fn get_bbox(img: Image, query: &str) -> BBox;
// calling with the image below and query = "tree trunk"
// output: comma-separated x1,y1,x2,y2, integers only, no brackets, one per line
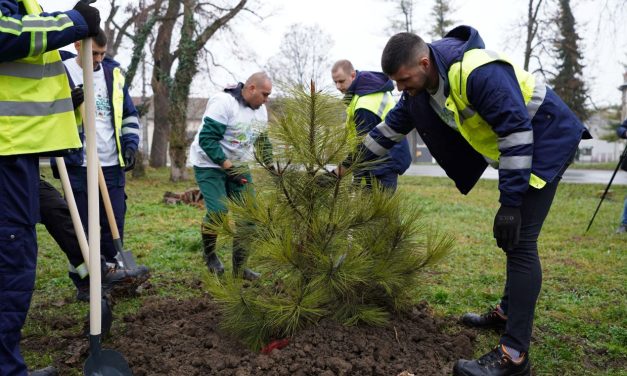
132,150,146,178
169,146,189,181
150,82,172,167
166,0,249,178
149,0,180,167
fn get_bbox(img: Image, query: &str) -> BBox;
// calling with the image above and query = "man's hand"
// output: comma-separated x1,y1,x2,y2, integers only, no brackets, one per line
123,148,136,171
71,85,84,110
225,168,248,185
493,205,521,251
73,1,101,37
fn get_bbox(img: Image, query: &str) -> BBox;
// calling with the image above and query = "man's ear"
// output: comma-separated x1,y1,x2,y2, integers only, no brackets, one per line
350,71,356,80
74,41,81,51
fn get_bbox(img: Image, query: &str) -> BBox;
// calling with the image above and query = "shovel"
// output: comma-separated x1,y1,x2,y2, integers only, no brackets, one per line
79,19,132,376
98,165,138,269
55,157,113,336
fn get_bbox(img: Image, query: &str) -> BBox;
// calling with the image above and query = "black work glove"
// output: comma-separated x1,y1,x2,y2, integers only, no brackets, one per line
493,205,521,251
71,85,84,109
225,168,248,185
314,169,339,188
123,148,136,171
73,1,101,37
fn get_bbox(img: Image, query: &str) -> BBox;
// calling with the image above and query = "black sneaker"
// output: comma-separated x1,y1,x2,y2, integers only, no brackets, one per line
460,306,507,330
453,345,531,376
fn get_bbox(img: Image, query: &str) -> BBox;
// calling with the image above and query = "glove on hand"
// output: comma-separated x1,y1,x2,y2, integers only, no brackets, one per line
225,168,248,185
71,85,84,109
123,148,136,171
73,1,101,37
493,205,521,251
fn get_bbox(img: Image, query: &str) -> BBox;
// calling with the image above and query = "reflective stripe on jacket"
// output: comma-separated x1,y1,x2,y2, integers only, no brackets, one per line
446,49,547,189
0,0,81,156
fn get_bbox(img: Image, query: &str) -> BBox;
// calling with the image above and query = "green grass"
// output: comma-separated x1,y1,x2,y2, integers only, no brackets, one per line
25,167,626,375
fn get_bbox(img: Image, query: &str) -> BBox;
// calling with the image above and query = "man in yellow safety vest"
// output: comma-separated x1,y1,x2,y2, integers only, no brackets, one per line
0,1,100,374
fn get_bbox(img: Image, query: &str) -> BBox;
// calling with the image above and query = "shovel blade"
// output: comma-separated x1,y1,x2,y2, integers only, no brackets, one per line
84,349,132,376
115,249,138,270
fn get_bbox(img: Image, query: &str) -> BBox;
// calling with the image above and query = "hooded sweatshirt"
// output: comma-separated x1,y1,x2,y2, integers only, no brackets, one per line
346,71,411,175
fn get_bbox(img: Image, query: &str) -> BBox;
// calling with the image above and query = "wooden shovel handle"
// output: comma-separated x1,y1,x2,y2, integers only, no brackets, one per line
98,164,121,240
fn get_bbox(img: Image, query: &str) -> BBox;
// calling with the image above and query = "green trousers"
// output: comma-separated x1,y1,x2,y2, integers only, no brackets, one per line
193,166,254,224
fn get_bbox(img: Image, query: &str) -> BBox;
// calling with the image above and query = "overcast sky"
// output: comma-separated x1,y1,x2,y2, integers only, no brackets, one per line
41,0,627,107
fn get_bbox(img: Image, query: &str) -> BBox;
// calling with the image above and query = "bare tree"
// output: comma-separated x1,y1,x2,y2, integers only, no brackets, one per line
387,0,418,33
429,0,455,39
148,0,258,181
265,23,334,88
149,0,180,169
103,0,161,58
522,0,554,72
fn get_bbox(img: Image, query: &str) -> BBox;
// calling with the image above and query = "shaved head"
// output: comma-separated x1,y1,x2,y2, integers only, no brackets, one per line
245,71,271,88
243,71,272,109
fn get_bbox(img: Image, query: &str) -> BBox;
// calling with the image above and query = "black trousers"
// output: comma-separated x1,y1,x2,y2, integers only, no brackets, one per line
498,173,564,353
39,179,84,268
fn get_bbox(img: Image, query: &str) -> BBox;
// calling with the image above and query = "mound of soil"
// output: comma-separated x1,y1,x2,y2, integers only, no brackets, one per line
25,294,476,375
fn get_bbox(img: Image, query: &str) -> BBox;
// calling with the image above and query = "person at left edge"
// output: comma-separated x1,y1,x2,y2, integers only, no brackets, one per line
0,1,99,375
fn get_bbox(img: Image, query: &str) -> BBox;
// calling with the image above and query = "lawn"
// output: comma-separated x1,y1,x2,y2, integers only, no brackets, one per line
25,167,626,375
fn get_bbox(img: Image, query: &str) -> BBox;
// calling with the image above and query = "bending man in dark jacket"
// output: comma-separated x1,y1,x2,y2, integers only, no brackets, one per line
345,26,591,376
331,60,411,191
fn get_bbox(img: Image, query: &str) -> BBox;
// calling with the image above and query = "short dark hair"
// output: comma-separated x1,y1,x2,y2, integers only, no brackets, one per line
381,32,428,75
93,28,107,48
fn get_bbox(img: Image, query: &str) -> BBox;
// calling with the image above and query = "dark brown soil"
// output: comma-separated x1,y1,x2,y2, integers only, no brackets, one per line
24,295,476,375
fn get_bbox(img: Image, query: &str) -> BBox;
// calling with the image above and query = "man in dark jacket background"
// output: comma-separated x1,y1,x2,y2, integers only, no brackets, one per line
55,29,149,302
331,60,411,191
352,26,591,376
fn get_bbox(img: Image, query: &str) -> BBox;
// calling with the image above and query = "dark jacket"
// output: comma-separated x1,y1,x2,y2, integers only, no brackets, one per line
365,25,590,206
0,0,89,63
617,119,627,139
347,71,411,176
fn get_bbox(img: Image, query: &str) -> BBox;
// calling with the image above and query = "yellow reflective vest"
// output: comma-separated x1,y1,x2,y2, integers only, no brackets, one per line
0,0,82,156
346,91,395,149
445,49,547,188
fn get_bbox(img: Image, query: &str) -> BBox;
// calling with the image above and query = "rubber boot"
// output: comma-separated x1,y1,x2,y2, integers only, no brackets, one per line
202,232,224,275
232,245,260,281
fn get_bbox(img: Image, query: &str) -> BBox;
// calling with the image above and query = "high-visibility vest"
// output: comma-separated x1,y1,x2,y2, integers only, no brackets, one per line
346,91,395,149
446,49,548,188
112,67,126,166
0,0,81,156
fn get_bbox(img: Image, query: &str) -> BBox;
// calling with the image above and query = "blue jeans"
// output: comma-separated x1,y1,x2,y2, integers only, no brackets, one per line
353,171,399,192
65,165,127,264
621,196,627,226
